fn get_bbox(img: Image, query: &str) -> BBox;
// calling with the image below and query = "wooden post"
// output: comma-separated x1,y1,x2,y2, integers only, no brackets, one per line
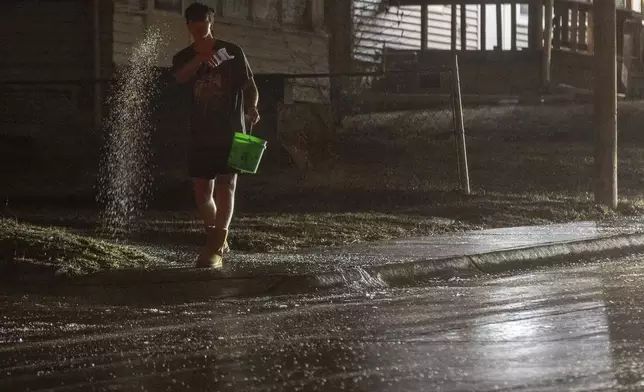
543,0,554,91
450,54,471,195
461,3,467,50
311,0,325,29
93,0,102,133
327,0,352,105
529,3,543,50
571,4,579,52
511,2,517,50
496,4,503,50
634,16,641,57
452,4,457,50
421,4,428,59
594,0,618,209
481,4,487,50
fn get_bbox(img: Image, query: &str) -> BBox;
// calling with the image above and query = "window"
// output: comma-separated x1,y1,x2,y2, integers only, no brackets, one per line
283,0,307,25
155,0,182,13
223,0,250,19
198,0,222,14
519,4,529,16
115,0,147,11
180,1,223,16
253,0,279,22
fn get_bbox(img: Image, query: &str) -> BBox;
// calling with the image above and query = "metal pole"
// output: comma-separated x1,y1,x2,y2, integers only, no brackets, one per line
450,53,471,195
594,0,618,209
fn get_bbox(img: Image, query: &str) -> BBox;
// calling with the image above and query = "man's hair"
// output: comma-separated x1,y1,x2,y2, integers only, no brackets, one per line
184,2,215,23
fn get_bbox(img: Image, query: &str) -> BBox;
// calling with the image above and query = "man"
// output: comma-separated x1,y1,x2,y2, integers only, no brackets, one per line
172,2,260,269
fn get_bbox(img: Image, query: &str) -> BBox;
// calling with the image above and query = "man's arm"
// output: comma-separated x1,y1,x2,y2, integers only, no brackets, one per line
243,77,259,109
173,54,204,84
238,47,260,125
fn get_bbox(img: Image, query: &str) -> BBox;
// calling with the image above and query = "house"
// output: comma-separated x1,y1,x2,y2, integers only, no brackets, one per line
0,0,329,145
491,4,530,50
112,0,327,99
338,0,644,98
111,0,329,164
351,0,530,68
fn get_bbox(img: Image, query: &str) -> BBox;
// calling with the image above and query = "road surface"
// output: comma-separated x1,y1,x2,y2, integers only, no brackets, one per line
2,255,644,391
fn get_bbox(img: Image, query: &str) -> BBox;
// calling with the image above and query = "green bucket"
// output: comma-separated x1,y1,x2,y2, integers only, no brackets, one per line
228,132,267,174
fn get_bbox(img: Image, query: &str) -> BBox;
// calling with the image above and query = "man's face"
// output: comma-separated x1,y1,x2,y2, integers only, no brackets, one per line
187,19,212,39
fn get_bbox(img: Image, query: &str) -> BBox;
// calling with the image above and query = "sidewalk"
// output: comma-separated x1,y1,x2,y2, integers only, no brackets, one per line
57,219,644,298
301,219,644,263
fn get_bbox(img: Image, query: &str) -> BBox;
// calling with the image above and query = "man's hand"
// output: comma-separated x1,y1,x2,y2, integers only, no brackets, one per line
194,40,216,68
198,54,217,68
248,106,260,126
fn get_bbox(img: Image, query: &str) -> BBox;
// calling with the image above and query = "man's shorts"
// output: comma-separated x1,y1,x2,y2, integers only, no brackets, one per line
188,144,237,179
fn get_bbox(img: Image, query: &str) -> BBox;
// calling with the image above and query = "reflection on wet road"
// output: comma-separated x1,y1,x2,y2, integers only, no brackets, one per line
2,255,644,391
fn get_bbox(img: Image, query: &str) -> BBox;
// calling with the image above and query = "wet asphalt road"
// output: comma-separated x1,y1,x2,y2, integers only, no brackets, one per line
2,255,644,391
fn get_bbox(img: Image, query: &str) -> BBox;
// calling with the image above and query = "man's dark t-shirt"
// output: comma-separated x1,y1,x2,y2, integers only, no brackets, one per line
172,40,253,148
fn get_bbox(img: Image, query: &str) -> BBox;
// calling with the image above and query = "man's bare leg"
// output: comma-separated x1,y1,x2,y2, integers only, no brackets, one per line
193,178,220,267
193,175,236,268
192,178,217,227
214,174,237,229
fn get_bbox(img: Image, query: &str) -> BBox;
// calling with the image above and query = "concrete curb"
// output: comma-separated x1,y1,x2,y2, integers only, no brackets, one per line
5,232,644,300
368,232,644,287
470,232,644,273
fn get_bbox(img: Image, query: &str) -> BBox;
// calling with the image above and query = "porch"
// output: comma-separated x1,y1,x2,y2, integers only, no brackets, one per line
381,0,644,98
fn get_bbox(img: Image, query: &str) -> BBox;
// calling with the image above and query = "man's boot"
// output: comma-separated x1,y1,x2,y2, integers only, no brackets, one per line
195,227,228,269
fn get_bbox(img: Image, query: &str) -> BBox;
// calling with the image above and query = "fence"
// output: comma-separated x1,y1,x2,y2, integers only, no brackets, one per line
0,57,472,207
268,61,470,194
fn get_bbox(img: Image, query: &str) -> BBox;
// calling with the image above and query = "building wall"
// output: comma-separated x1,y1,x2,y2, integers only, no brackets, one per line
112,0,330,168
112,0,329,103
113,0,148,66
485,4,529,50
353,1,480,66
0,1,94,81
352,1,532,69
0,0,112,141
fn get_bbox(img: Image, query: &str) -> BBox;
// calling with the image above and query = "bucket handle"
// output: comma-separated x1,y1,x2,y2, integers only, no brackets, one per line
245,114,255,135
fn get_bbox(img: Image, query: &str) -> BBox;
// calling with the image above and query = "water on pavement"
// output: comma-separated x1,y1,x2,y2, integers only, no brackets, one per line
2,255,644,391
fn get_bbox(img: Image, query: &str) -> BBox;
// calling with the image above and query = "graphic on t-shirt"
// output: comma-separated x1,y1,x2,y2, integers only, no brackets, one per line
192,47,236,117
194,69,228,116
173,40,247,143
211,47,235,67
